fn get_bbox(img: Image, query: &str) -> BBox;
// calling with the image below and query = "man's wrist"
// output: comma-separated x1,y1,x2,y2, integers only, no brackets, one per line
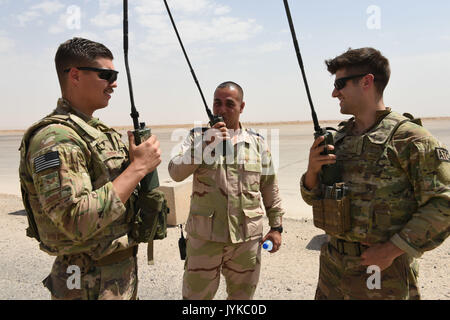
270,226,283,234
127,162,147,181
387,241,405,259
304,170,319,191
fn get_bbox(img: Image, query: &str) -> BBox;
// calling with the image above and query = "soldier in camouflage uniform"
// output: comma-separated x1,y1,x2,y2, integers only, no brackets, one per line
301,47,450,299
169,82,285,300
18,38,162,300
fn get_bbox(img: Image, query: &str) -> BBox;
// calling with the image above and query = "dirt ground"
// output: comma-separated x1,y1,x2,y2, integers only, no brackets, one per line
1,194,448,300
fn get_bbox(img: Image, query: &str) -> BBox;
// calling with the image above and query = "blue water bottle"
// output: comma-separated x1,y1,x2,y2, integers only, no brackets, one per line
262,240,273,251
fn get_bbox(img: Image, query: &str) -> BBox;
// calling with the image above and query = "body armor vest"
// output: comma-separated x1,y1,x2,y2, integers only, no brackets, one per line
19,113,133,258
314,111,421,243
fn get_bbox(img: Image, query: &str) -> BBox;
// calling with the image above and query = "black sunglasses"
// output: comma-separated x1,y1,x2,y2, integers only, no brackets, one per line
64,67,118,83
334,74,368,90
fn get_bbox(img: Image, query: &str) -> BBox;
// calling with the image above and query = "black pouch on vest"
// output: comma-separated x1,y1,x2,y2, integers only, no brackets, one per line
312,197,351,234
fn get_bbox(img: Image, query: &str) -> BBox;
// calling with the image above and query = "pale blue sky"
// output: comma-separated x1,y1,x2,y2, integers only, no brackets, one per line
1,0,449,130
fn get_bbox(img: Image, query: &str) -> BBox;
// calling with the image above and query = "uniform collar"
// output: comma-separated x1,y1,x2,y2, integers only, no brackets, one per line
374,107,392,122
55,98,93,123
207,122,255,144
346,107,392,135
55,98,111,132
229,122,252,145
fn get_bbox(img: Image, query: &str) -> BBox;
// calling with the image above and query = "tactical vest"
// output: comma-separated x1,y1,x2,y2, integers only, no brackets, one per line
313,111,422,244
186,129,264,243
19,113,133,258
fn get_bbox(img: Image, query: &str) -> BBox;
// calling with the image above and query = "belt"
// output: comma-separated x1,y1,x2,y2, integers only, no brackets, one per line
94,246,138,267
328,237,368,256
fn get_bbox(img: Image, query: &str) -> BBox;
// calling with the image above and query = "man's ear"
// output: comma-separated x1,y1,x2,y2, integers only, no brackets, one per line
240,101,245,114
362,73,375,90
68,68,81,87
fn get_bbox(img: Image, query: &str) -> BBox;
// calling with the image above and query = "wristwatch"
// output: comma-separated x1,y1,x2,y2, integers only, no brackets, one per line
270,226,283,234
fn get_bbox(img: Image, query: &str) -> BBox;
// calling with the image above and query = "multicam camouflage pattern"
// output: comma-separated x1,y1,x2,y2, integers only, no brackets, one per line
44,253,138,300
169,125,285,243
315,241,420,300
301,109,450,299
19,98,138,299
182,236,261,300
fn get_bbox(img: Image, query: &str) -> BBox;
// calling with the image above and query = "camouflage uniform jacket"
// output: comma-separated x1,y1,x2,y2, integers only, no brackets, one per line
301,109,450,258
19,98,136,260
169,124,285,243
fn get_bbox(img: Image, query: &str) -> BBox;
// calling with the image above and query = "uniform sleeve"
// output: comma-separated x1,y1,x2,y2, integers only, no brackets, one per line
168,130,201,182
299,128,343,205
28,124,127,242
299,173,322,206
259,138,285,227
390,136,450,258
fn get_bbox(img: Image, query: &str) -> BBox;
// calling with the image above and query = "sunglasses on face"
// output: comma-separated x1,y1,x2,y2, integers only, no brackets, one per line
64,67,119,83
334,74,368,90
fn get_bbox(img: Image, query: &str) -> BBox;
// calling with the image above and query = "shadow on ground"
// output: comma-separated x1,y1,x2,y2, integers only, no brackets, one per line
8,210,26,216
306,234,327,251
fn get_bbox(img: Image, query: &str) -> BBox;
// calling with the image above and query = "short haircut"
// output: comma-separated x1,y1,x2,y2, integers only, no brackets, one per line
215,81,244,101
55,37,114,89
325,47,390,96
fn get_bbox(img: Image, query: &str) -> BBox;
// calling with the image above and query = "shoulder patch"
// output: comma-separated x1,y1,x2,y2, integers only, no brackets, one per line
436,148,450,162
34,151,60,173
40,172,61,193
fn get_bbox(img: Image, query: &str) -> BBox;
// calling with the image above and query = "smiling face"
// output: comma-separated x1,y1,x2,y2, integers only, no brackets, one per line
213,86,245,130
332,68,366,116
67,57,117,114
78,57,117,111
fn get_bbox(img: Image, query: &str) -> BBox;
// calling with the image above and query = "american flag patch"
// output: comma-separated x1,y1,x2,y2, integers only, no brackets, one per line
436,148,450,162
34,151,61,174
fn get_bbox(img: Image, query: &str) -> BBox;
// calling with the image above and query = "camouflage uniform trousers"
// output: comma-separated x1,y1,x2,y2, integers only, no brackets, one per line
182,236,262,300
43,253,138,300
315,241,420,300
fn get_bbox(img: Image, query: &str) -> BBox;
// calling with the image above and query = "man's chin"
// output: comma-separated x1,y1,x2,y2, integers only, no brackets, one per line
339,104,350,115
94,103,109,111
225,121,237,130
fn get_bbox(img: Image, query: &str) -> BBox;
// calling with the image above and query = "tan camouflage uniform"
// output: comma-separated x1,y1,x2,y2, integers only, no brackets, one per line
169,124,285,300
19,99,139,300
301,109,450,299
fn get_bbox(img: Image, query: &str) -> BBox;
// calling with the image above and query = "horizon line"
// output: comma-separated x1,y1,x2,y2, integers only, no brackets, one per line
1,117,450,134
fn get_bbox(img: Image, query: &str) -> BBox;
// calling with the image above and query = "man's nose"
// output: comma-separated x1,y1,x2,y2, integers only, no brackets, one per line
215,104,226,115
332,88,339,98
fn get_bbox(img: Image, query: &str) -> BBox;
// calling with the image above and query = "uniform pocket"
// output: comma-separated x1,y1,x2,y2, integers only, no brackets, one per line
43,258,85,300
185,208,215,240
43,273,77,299
312,197,351,234
376,254,410,299
243,162,261,192
92,137,127,177
244,162,262,173
98,256,137,300
243,208,264,239
195,163,219,188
